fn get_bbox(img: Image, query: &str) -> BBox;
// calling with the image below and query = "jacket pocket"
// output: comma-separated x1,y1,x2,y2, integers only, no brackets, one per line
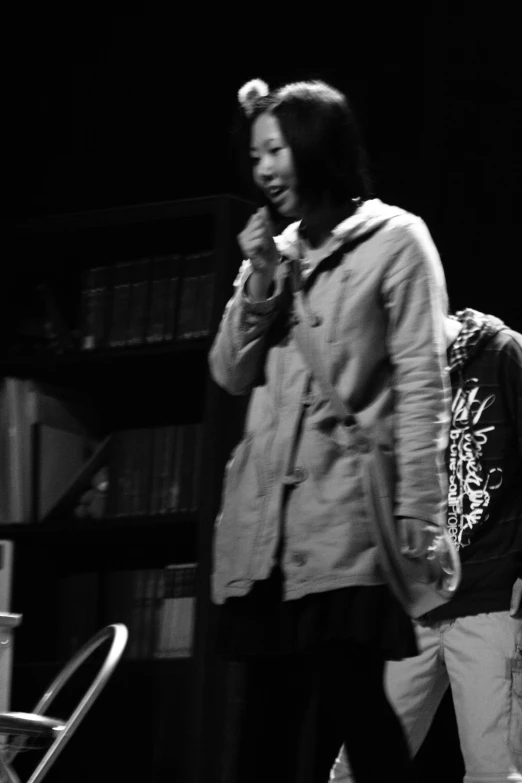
216,433,255,527
509,644,522,755
213,433,266,583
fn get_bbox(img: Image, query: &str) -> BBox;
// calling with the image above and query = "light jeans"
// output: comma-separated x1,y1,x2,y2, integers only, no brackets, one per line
330,611,522,783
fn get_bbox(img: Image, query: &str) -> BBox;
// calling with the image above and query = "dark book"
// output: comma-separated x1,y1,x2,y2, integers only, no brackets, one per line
163,255,182,342
196,270,216,337
192,251,216,338
126,258,151,346
145,254,181,344
165,425,183,513
107,430,134,517
176,275,199,340
128,430,142,516
191,424,204,512
178,424,197,513
158,425,176,514
108,262,133,348
106,432,122,518
36,283,76,353
154,563,197,659
80,266,109,351
149,427,166,515
139,568,162,658
118,430,137,517
177,252,215,340
136,428,154,516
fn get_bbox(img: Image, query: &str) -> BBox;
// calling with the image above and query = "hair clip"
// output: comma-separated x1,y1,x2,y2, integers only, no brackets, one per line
238,79,270,118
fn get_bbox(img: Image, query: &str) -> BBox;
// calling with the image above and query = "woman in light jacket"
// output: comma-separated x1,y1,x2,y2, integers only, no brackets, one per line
209,77,451,783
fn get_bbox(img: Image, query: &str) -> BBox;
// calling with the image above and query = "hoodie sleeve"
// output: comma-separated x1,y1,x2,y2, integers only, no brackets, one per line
381,217,451,527
208,259,287,396
501,330,522,466
500,329,522,575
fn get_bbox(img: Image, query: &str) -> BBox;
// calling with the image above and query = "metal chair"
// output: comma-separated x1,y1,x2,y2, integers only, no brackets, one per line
0,623,128,783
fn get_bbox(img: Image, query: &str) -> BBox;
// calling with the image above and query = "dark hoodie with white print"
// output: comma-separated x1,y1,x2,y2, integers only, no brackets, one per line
425,308,522,622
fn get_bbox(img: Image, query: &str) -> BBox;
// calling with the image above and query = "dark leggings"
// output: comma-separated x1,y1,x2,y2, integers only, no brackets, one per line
233,638,415,783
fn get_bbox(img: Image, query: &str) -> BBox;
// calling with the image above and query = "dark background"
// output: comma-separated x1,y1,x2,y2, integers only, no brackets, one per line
6,7,522,328
4,6,521,781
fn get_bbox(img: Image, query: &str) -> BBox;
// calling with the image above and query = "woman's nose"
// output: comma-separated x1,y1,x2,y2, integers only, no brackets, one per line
257,154,273,179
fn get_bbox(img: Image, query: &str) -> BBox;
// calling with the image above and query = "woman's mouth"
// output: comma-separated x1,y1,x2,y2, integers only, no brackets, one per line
268,187,288,204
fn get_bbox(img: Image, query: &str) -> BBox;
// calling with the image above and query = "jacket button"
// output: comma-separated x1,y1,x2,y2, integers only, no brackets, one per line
292,552,307,567
357,437,371,453
292,466,308,483
302,392,316,407
309,313,323,327
282,467,309,485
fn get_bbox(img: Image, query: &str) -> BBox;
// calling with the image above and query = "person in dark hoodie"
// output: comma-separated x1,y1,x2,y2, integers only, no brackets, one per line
330,307,522,783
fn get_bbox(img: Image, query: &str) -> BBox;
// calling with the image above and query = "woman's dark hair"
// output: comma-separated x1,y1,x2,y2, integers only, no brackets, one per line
232,79,373,216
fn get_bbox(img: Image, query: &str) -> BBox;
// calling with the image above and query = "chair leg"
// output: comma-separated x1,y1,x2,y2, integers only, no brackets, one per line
0,751,21,783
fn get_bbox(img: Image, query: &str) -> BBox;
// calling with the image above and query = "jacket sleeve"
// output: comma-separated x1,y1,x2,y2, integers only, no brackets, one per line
208,259,287,396
381,218,451,527
500,330,522,575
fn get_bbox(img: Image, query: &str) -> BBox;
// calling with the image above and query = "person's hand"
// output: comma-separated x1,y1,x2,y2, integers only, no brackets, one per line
398,518,437,559
237,207,279,282
510,577,522,618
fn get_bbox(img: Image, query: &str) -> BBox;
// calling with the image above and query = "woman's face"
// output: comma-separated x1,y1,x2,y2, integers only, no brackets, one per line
250,112,300,218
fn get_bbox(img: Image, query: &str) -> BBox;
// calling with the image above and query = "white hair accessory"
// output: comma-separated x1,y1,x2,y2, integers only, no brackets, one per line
238,78,270,118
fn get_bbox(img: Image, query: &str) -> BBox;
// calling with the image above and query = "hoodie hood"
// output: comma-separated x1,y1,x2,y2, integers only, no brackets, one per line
448,308,507,374
274,198,406,261
234,198,407,291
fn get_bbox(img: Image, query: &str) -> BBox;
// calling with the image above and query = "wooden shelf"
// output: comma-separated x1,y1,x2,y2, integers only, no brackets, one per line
7,193,254,783
2,337,210,376
14,193,254,234
13,656,194,670
1,514,199,570
0,511,198,539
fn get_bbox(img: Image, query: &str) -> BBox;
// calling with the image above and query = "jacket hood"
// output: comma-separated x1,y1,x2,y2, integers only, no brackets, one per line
274,198,406,260
448,308,507,374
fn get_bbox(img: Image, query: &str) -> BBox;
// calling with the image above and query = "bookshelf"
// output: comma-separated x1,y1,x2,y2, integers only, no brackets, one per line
7,194,254,783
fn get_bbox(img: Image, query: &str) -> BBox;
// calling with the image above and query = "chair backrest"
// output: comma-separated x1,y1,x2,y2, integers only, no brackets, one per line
20,624,127,783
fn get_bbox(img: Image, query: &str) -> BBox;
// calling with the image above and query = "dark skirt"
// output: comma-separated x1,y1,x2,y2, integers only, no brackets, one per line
215,563,418,661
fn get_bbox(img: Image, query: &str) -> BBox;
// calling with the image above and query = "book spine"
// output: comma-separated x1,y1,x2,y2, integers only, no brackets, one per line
145,255,172,344
163,255,182,342
149,427,165,515
197,271,216,338
137,428,154,517
81,267,109,351
178,424,196,513
140,568,161,658
176,253,199,340
126,259,151,346
108,262,133,348
154,563,197,658
191,423,204,513
159,426,176,514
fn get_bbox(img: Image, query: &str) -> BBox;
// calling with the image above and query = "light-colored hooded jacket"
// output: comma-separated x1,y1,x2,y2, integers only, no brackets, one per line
209,199,451,604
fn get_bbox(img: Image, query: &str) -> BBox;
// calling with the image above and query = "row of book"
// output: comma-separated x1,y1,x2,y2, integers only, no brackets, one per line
1,377,205,523
61,564,197,660
74,424,204,519
81,251,216,351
